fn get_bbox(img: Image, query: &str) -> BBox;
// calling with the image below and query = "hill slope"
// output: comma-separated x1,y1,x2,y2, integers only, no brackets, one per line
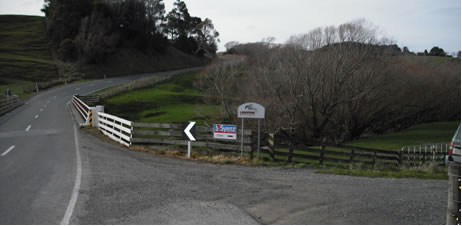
0,15,58,82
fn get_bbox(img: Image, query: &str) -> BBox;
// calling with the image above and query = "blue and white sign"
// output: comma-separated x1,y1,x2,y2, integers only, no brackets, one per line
213,124,237,140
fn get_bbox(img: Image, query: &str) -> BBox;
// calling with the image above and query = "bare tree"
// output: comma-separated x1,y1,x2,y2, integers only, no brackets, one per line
201,18,460,144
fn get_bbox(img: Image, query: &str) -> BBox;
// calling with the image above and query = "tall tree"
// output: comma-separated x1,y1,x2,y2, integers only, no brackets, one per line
166,0,191,39
193,18,220,55
44,0,93,44
429,46,446,57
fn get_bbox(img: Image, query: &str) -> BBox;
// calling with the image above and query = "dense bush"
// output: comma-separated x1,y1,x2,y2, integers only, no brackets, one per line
43,0,219,62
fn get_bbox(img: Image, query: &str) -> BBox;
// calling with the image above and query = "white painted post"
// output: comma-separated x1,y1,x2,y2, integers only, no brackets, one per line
92,106,104,128
119,120,123,144
188,141,191,158
425,145,427,161
407,147,410,164
419,146,422,164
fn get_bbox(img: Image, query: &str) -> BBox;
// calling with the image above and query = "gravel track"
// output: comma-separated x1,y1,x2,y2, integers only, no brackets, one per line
72,130,448,224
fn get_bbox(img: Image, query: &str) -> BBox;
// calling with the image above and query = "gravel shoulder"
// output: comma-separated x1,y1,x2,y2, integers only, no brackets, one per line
72,128,448,225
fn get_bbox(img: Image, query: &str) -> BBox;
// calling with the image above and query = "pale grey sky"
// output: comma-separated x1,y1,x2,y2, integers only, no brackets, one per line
1,0,460,53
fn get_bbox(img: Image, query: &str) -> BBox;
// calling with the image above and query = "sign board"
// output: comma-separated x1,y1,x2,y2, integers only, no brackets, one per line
237,102,265,119
213,124,237,140
182,121,196,141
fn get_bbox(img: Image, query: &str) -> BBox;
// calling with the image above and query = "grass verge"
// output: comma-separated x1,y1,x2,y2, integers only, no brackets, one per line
347,121,460,150
102,72,222,124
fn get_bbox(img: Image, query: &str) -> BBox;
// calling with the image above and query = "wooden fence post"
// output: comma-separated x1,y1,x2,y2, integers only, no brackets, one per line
319,145,325,165
349,149,355,163
372,151,377,167
398,151,402,166
422,148,426,164
288,147,293,163
268,133,275,162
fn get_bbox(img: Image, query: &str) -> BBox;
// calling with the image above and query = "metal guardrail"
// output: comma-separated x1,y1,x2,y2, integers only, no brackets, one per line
97,111,133,147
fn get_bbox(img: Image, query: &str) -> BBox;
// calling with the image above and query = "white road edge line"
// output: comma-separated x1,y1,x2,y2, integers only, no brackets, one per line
61,104,82,225
1,145,15,157
25,125,31,131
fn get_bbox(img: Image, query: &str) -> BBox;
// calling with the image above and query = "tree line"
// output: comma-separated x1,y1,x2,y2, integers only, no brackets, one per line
198,19,460,144
42,0,219,63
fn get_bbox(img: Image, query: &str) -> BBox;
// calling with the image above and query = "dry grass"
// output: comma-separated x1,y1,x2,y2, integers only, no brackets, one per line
130,144,255,165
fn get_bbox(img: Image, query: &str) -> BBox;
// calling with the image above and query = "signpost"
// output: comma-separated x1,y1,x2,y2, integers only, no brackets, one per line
237,103,265,158
182,121,196,158
213,124,237,140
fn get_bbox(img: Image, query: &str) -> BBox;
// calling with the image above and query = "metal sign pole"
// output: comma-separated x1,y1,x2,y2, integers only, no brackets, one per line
188,141,191,158
257,119,261,160
241,118,244,157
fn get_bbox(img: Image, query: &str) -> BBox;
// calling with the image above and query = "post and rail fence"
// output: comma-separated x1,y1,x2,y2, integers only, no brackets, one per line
72,95,254,153
71,95,450,165
130,122,253,155
262,133,449,167
0,95,21,116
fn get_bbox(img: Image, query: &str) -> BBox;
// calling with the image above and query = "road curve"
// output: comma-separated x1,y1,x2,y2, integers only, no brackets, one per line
0,70,194,224
0,69,449,224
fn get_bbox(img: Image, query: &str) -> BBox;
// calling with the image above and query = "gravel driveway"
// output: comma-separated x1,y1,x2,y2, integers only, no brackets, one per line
72,130,448,224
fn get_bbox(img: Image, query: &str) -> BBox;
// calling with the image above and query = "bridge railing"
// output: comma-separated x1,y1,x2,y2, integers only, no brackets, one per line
72,95,91,125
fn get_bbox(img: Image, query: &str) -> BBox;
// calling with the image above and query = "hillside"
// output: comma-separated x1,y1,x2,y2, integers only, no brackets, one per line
0,14,211,98
79,46,210,79
0,15,58,82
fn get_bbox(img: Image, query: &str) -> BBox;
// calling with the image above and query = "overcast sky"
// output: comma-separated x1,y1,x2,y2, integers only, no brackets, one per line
1,0,460,53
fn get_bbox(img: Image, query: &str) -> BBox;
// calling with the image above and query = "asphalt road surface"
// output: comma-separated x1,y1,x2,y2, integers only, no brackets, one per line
0,70,448,224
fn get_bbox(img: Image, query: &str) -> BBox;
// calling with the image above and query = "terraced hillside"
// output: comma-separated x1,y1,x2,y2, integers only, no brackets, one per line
0,15,58,82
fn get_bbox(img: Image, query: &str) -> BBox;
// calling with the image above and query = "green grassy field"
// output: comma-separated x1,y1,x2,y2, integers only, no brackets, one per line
0,15,59,100
257,121,459,179
0,15,58,82
103,73,221,124
347,121,460,150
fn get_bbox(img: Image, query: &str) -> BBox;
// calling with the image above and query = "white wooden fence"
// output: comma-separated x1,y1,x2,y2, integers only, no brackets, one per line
400,143,449,166
72,95,91,124
97,112,133,147
71,95,254,154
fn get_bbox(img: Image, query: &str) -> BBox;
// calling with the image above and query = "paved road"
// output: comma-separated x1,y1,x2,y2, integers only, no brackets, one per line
0,69,449,224
0,70,194,224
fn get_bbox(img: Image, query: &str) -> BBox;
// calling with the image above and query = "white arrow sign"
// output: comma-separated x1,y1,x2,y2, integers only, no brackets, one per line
184,121,196,141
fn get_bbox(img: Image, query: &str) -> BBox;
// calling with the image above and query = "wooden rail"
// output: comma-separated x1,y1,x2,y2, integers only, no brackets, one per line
72,95,90,123
263,133,447,167
131,122,253,153
97,111,133,147
0,96,21,116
